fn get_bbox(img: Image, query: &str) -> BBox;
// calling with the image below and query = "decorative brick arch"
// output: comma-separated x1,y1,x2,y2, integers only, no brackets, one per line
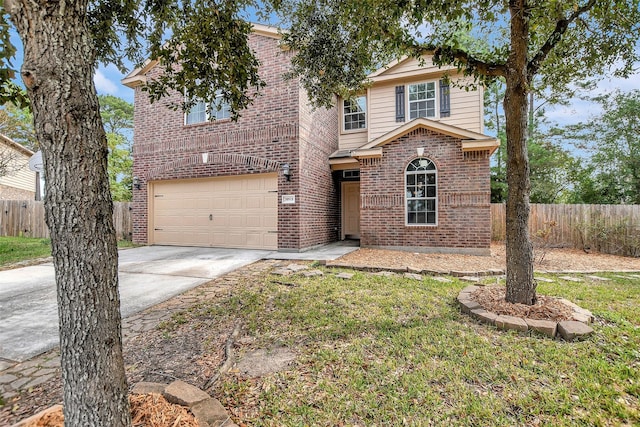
143,152,281,180
405,154,442,171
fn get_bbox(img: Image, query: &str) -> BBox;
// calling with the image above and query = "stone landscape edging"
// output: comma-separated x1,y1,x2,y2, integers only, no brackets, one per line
11,380,237,427
457,285,595,341
324,263,640,275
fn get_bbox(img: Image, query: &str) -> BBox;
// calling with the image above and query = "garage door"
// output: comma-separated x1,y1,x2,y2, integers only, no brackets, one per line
150,174,278,249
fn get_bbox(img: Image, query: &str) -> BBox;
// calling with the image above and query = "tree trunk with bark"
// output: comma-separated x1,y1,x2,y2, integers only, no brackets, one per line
6,0,131,425
504,0,536,305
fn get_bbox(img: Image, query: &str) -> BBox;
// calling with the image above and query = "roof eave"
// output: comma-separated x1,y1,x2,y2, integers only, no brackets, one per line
462,139,501,155
351,147,383,159
0,134,34,156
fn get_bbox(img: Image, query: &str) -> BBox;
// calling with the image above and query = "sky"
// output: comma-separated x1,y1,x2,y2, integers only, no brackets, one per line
545,68,640,128
6,10,640,131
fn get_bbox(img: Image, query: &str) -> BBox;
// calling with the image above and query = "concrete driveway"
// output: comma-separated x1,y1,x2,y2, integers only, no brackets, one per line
0,246,269,363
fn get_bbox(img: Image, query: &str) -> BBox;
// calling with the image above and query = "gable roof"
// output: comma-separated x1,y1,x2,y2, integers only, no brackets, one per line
122,22,281,88
348,118,499,159
0,134,34,157
367,55,457,84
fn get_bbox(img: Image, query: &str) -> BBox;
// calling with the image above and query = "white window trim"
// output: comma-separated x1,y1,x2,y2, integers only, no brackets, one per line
405,158,438,227
341,95,367,134
210,92,232,121
184,98,207,125
407,81,439,121
184,91,231,125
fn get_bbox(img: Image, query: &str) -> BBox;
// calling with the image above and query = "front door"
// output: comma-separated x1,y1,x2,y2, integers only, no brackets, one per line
342,182,360,239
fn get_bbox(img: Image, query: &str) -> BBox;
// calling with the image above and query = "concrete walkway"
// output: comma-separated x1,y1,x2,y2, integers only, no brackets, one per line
0,246,273,362
0,260,279,411
0,242,359,364
0,242,360,407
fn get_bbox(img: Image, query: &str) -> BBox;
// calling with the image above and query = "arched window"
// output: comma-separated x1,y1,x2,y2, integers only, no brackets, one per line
406,158,437,225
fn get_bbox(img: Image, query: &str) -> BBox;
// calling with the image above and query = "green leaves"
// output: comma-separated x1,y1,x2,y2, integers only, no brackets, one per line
98,94,134,135
99,95,133,202
0,98,36,149
561,90,640,204
0,5,27,108
142,0,264,120
2,0,265,118
275,0,640,108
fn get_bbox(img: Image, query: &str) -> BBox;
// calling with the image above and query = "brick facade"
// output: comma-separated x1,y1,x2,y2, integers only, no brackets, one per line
0,184,34,200
129,31,492,254
297,90,340,249
359,128,491,254
131,33,339,251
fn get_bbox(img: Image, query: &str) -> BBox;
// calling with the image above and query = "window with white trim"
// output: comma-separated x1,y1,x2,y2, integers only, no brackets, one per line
211,92,231,120
185,100,207,124
343,96,366,131
406,158,437,225
185,90,231,125
408,82,437,119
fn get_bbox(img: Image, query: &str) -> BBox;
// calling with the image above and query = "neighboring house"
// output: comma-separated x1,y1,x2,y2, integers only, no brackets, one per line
123,24,498,254
0,134,36,200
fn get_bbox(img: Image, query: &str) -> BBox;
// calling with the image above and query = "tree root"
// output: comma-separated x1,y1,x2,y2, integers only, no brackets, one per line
202,319,242,391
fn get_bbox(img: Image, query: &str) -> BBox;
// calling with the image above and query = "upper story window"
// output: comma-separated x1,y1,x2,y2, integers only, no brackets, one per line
185,91,231,125
186,100,207,124
406,158,437,225
343,96,367,131
211,92,231,120
408,82,437,119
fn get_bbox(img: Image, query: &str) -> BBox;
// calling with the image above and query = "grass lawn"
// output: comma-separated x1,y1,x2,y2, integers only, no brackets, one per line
0,236,51,266
175,267,640,426
0,236,137,267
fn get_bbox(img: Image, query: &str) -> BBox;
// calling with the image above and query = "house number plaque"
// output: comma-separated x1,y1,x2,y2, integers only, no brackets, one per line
281,195,296,204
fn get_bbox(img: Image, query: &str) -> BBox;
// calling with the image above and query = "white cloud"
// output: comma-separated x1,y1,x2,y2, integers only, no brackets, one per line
94,68,119,95
545,64,640,128
590,70,640,95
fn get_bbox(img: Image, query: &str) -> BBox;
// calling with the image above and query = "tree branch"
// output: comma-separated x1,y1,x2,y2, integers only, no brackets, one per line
430,46,507,77
528,0,597,76
374,23,506,78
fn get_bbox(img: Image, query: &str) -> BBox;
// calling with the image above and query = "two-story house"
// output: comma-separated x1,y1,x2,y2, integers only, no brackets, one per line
123,23,498,254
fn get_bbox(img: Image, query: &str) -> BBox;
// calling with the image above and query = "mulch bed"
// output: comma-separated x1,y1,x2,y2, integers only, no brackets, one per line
19,394,199,427
472,286,575,321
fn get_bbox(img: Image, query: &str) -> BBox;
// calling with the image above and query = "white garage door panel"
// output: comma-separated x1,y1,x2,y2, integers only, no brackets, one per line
151,174,278,250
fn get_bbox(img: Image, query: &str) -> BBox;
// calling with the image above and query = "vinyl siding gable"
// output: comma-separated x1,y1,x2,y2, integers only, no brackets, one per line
337,57,484,151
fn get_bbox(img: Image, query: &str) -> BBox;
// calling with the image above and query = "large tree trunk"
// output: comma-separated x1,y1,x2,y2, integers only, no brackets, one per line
6,1,132,425
504,0,536,305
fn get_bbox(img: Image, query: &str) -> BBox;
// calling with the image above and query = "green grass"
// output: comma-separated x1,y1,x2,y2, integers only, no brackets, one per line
197,269,640,426
0,236,137,266
0,236,52,266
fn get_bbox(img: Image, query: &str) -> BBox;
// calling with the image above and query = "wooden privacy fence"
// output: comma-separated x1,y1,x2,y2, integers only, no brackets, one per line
491,204,640,257
0,200,132,240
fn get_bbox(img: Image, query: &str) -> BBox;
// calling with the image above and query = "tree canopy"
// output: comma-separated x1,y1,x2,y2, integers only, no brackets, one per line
99,95,133,202
1,0,265,118
561,90,640,204
274,0,639,108
0,99,36,149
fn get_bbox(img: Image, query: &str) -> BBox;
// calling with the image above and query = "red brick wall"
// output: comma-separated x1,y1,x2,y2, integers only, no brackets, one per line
359,128,491,254
297,91,339,249
0,184,35,200
131,34,302,248
130,33,339,251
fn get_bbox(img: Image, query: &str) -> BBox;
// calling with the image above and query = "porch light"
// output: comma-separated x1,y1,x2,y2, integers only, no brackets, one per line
133,176,141,190
282,163,291,181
